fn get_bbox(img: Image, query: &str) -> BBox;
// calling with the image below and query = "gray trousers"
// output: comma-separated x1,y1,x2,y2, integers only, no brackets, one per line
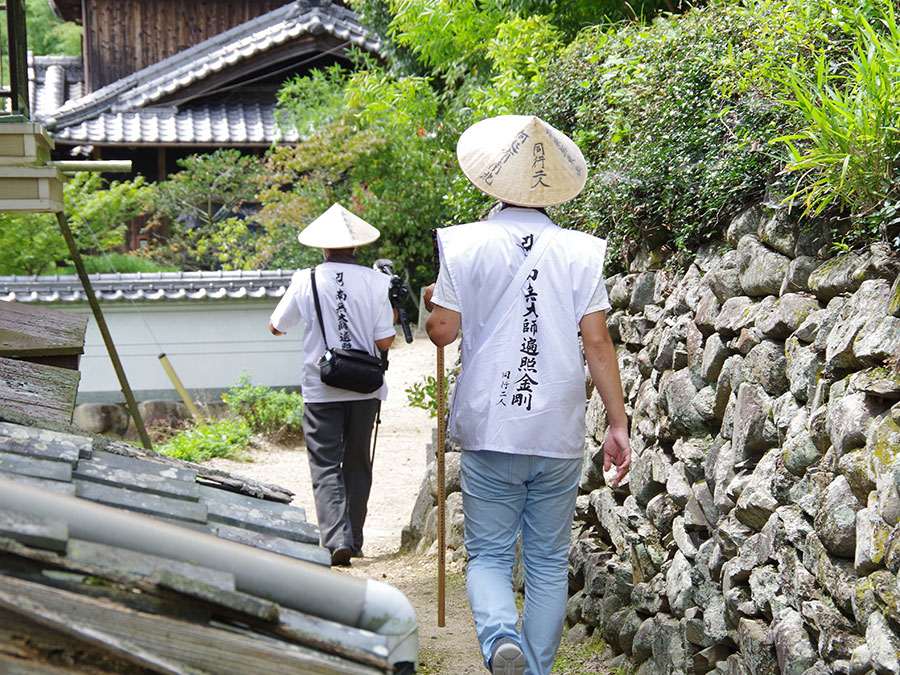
303,399,379,555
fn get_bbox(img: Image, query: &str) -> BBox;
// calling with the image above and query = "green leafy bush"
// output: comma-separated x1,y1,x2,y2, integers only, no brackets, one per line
222,374,304,436
405,374,449,419
156,417,251,462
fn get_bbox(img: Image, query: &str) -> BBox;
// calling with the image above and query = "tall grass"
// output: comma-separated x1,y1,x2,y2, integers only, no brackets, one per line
775,0,900,236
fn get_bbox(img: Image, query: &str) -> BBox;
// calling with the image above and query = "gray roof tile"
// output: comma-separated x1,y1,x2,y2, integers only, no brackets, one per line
0,269,295,304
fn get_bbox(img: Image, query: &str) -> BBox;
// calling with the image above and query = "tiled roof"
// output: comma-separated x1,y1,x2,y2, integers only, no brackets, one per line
0,270,296,303
32,1,380,146
51,97,302,145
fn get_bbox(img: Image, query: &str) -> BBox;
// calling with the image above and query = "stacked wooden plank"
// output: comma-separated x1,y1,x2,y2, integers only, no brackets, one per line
0,300,87,423
0,420,401,674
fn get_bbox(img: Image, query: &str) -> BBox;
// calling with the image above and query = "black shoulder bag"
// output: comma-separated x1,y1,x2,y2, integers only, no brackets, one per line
310,267,385,394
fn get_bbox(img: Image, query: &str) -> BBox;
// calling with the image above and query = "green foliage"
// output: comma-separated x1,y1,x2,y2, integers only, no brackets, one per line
221,374,304,436
156,417,251,462
25,0,82,56
531,4,797,269
56,253,177,275
773,0,900,244
405,374,448,419
0,173,151,276
143,149,264,270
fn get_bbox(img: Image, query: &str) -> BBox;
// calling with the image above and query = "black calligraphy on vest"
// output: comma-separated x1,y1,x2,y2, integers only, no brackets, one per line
333,272,352,350
497,233,541,411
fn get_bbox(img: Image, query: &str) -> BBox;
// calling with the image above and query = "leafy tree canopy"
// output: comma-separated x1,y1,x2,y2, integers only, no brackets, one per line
25,0,81,56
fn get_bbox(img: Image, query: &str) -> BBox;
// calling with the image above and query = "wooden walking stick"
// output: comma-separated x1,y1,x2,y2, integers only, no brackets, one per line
432,229,446,628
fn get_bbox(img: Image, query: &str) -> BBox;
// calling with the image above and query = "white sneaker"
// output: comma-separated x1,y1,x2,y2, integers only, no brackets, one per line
490,638,525,675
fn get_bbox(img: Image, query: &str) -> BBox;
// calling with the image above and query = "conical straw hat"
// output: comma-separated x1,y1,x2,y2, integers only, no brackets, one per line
457,115,587,207
297,203,381,248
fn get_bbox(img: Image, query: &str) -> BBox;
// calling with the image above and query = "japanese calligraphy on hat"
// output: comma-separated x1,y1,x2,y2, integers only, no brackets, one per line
297,203,381,248
456,115,588,208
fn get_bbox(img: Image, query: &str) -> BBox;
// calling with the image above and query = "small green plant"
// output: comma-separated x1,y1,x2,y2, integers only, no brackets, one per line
222,374,304,436
405,374,449,418
156,417,251,462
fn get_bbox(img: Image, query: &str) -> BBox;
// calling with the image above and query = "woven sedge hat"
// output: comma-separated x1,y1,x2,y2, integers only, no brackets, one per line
457,115,588,207
297,203,381,248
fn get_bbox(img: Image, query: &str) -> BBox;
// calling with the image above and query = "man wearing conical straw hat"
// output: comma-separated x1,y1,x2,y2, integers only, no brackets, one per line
425,116,631,675
269,203,396,567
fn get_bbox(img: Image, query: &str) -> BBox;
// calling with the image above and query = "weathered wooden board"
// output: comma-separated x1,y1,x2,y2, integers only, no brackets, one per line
0,356,80,423
0,300,86,361
0,575,388,674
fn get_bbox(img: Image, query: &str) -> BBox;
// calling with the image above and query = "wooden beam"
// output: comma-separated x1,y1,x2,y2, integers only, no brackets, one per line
0,300,87,364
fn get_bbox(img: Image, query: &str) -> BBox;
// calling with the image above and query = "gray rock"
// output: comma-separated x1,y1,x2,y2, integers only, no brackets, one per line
745,340,789,397
855,314,900,365
735,449,782,531
727,204,765,246
826,280,892,370
732,383,777,463
804,532,858,616
866,610,900,674
738,235,791,297
715,296,756,337
705,250,744,302
646,492,680,533
701,333,730,384
867,409,900,480
828,391,887,456
808,252,873,300
783,408,823,476
631,271,662,313
666,551,694,617
786,337,824,404
782,256,820,295
72,403,130,437
815,475,861,559
849,367,900,399
663,368,710,435
772,608,818,675
802,599,863,662
856,504,890,575
758,293,822,339
609,274,636,309
737,617,780,674
695,288,722,335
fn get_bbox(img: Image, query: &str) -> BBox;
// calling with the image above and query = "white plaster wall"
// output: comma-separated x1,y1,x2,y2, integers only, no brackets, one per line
58,300,304,403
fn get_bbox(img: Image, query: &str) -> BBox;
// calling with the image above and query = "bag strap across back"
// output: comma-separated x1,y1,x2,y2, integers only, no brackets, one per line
467,227,559,357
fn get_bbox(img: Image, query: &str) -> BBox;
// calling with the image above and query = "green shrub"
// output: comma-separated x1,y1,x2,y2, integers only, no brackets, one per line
156,417,251,462
405,374,449,419
532,6,794,270
56,253,177,275
222,374,304,436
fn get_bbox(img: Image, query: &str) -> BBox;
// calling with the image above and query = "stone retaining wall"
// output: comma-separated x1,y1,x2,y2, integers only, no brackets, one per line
408,203,900,674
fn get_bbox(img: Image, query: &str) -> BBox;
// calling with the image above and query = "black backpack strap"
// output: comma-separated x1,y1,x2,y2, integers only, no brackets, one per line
310,266,330,348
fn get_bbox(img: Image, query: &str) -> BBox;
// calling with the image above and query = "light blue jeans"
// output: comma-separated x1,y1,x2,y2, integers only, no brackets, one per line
460,450,582,675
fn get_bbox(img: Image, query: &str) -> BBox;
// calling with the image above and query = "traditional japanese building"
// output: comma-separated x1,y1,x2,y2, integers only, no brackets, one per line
30,0,381,182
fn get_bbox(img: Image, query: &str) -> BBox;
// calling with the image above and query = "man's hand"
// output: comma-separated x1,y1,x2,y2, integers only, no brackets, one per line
269,321,285,336
603,425,631,487
423,283,436,312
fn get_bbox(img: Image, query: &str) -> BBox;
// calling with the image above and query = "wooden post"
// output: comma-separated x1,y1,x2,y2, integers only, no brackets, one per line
436,346,446,628
55,212,153,450
431,228,446,628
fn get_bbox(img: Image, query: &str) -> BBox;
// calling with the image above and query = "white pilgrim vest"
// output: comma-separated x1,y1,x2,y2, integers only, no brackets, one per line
436,208,608,459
